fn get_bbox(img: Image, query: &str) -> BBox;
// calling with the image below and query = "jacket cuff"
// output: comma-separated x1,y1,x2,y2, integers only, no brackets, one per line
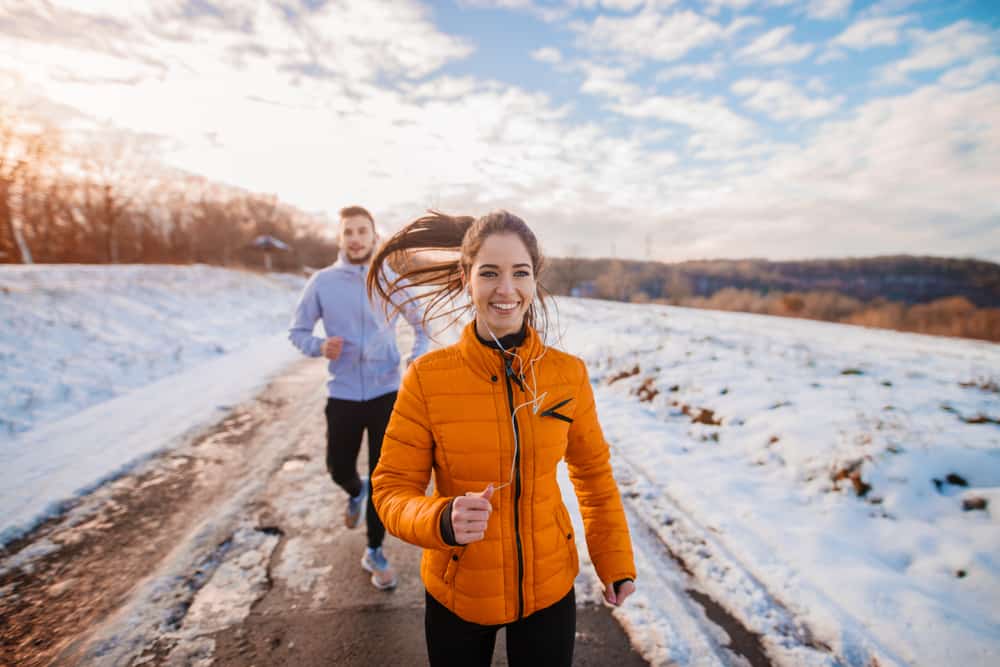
439,498,459,546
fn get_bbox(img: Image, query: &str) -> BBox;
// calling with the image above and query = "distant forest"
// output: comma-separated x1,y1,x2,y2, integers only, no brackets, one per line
0,109,338,272
542,256,1000,342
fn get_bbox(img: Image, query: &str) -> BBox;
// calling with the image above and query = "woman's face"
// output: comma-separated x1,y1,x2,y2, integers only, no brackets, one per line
466,233,536,339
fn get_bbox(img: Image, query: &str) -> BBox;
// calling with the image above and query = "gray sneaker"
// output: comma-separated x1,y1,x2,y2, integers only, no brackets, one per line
344,478,367,529
361,547,398,590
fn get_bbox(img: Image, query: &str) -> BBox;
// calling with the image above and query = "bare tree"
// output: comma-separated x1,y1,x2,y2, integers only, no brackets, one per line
76,136,152,263
595,260,636,301
0,111,49,264
663,269,693,305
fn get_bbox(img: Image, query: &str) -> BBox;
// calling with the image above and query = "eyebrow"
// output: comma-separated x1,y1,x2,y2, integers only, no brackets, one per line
479,263,532,269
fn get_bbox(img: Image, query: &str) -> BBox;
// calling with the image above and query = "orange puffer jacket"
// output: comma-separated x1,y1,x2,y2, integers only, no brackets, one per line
372,322,635,625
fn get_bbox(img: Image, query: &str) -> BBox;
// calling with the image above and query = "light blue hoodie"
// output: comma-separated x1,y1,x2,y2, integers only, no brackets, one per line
288,255,429,401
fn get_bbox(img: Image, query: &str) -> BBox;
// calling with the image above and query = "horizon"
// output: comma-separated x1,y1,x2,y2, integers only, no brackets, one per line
1,0,998,263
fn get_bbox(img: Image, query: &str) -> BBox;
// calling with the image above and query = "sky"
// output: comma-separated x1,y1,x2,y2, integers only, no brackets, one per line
1,0,998,261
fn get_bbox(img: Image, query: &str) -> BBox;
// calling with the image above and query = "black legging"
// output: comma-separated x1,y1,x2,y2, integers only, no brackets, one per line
424,587,575,667
324,391,396,549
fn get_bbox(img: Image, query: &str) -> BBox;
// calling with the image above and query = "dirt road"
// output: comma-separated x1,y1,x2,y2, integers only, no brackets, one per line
0,360,648,666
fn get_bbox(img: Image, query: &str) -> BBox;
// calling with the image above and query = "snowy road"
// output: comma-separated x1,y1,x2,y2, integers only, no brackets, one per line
0,361,649,666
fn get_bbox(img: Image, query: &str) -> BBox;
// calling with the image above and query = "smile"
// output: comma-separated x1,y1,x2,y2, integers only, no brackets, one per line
490,302,520,313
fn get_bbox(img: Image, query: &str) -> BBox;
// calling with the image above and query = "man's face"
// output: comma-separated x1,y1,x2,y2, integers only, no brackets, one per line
339,214,375,264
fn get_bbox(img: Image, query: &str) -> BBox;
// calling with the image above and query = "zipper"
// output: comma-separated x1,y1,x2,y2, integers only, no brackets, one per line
501,351,525,620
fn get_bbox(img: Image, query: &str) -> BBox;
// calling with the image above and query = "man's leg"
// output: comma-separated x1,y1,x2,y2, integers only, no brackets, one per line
325,398,365,498
362,391,397,549
504,587,575,666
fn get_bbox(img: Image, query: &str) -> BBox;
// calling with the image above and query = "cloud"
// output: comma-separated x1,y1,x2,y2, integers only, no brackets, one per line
807,0,851,20
569,0,647,10
702,0,755,15
702,82,1000,259
657,61,725,82
725,15,764,36
577,62,641,100
831,15,910,49
939,56,1000,89
457,0,569,22
1,1,474,88
575,8,726,61
737,26,814,64
532,47,563,64
881,20,995,84
610,94,758,158
732,78,843,119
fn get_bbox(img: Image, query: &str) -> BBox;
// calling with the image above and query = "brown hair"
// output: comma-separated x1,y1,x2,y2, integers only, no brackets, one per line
367,210,551,337
339,205,375,228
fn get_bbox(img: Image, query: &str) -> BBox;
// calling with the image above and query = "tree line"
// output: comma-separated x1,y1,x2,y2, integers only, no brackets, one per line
542,255,1000,342
0,110,338,271
542,257,1000,342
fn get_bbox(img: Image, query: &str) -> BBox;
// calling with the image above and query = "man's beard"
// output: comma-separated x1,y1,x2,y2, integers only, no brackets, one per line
346,247,373,265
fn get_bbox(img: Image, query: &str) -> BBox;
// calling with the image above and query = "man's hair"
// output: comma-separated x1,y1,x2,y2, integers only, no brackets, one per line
339,206,374,227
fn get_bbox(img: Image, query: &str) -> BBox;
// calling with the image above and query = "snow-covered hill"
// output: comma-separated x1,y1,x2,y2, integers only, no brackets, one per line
555,298,999,666
0,265,307,543
1,264,306,441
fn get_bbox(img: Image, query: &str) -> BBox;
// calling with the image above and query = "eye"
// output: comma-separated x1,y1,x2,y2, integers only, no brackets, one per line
514,270,531,278
479,270,498,278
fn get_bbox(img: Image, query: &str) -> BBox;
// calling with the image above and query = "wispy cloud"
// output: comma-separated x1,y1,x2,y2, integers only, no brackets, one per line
831,15,911,48
611,94,758,156
939,56,1000,90
738,26,814,64
881,20,995,84
702,0,756,16
657,61,725,82
577,62,642,100
531,46,563,64
807,0,851,20
732,78,843,119
574,8,726,61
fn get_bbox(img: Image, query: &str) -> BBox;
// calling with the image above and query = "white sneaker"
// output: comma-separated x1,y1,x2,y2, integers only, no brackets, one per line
361,547,398,590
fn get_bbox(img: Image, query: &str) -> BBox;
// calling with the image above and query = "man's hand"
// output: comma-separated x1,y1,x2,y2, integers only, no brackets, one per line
451,485,494,545
322,336,344,360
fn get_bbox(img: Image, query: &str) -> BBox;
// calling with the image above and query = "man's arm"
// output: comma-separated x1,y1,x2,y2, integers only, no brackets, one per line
399,285,430,364
288,275,325,357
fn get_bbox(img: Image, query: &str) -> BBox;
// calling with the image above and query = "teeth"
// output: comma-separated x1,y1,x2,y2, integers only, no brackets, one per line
492,303,518,311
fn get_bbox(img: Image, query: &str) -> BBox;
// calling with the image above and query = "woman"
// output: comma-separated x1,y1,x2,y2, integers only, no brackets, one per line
368,210,636,666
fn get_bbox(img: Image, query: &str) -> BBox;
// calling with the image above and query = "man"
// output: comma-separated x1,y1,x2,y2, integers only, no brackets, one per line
289,205,429,590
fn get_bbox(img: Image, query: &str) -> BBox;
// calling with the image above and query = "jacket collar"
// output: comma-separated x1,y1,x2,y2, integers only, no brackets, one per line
332,252,368,275
457,320,545,383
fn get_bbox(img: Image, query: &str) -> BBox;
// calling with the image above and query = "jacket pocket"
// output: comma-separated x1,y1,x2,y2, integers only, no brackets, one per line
443,547,464,585
555,506,579,571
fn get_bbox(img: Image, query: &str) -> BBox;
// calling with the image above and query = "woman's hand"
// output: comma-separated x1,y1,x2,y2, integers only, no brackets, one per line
450,485,494,545
603,580,636,606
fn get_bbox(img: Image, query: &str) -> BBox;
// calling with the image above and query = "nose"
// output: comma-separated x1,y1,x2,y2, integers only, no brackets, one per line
495,274,515,296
